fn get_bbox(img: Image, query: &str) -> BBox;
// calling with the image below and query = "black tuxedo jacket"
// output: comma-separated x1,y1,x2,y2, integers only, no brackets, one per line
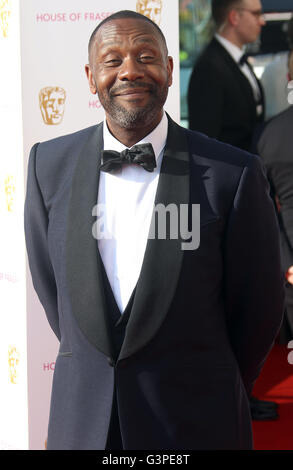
24,116,283,450
258,106,293,271
188,38,265,152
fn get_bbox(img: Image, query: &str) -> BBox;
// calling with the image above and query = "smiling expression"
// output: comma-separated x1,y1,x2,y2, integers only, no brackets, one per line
85,18,173,135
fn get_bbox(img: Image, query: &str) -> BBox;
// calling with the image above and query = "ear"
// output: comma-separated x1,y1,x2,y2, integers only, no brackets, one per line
228,8,240,27
167,56,174,87
85,64,97,95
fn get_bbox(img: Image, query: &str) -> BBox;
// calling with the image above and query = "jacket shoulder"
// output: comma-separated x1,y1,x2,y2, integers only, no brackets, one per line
192,39,227,70
33,123,101,173
29,123,103,202
258,106,293,163
38,123,101,152
185,127,261,171
260,106,293,139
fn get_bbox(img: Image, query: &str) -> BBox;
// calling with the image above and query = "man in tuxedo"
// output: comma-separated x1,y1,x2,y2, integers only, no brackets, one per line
188,1,277,420
188,0,265,152
24,10,284,450
258,48,293,343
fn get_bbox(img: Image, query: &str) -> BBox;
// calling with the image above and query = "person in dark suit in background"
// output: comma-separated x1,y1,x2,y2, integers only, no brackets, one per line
188,0,280,420
24,10,283,449
258,49,293,343
188,0,265,152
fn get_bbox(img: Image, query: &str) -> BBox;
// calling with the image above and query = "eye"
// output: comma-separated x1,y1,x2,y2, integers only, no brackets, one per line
104,58,121,67
102,53,122,67
139,54,155,63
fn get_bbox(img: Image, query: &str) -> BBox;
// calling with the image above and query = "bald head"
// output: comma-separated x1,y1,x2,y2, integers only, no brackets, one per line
88,10,167,60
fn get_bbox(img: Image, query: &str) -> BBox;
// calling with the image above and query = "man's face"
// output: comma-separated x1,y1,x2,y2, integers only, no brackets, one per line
85,18,173,133
234,0,265,45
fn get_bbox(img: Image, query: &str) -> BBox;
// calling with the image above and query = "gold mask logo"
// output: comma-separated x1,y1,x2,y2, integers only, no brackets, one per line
39,86,66,125
4,175,16,212
8,346,20,384
136,0,162,25
0,0,11,38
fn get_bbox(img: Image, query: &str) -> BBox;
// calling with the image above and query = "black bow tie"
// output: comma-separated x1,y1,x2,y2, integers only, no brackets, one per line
239,53,251,67
100,143,156,173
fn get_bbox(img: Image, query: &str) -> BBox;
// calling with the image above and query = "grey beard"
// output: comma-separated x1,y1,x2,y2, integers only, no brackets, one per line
97,79,169,130
107,102,159,129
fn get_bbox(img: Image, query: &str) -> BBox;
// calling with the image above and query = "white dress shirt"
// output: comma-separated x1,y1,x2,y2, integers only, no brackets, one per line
97,112,168,313
215,34,263,116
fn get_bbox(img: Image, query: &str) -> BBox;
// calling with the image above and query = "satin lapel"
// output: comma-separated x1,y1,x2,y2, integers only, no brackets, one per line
257,77,265,119
119,117,190,361
240,55,265,116
66,122,114,359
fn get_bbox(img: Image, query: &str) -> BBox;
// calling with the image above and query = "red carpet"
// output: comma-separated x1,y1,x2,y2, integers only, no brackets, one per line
252,343,293,450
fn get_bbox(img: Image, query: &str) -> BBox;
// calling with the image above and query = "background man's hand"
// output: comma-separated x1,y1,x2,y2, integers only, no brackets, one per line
286,266,293,285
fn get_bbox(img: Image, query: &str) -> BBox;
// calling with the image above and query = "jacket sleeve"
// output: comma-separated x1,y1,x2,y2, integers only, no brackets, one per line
24,143,61,340
267,163,293,269
223,155,284,396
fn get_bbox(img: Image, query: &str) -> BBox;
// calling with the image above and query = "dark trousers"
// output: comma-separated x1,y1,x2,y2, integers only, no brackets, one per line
279,284,293,343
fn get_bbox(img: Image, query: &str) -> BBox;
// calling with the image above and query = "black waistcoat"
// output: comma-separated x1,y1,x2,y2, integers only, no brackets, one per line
100,260,136,361
100,260,136,449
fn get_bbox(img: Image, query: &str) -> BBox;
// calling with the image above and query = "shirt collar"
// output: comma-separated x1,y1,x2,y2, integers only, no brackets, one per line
215,33,244,64
103,112,168,163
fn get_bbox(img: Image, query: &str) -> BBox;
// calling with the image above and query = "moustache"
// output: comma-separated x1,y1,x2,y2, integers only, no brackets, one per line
109,82,156,96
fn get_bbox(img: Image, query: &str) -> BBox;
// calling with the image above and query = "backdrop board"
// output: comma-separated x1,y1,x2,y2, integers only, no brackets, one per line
0,0,180,450
0,0,29,451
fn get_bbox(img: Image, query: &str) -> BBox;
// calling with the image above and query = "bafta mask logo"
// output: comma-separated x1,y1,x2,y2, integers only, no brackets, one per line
8,346,20,384
4,175,16,212
136,0,162,25
0,0,11,38
39,86,66,125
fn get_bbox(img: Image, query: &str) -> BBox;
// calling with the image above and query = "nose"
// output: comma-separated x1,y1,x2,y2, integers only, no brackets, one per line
259,14,266,26
117,57,145,81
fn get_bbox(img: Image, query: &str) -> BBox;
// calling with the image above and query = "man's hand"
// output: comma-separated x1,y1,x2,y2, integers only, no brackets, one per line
286,266,293,285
